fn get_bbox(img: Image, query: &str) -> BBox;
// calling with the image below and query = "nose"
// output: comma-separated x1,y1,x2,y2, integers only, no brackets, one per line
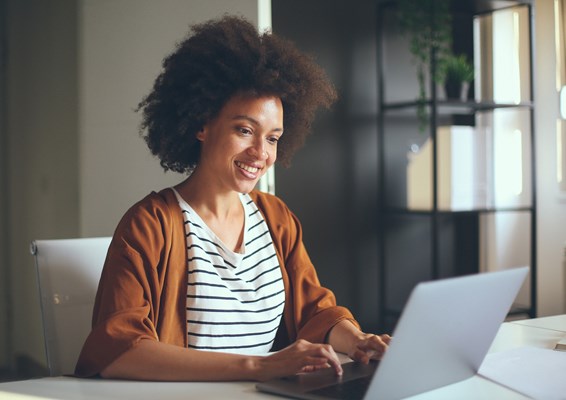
249,138,268,160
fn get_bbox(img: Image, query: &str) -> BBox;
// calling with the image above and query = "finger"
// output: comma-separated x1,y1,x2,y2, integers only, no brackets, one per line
350,348,371,364
300,363,327,373
317,345,343,376
361,335,389,350
355,347,386,362
380,334,392,344
298,343,343,376
303,356,333,367
300,362,332,373
301,354,341,376
354,337,388,361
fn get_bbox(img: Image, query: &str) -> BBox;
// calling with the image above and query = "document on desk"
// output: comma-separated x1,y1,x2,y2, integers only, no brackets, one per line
479,346,566,400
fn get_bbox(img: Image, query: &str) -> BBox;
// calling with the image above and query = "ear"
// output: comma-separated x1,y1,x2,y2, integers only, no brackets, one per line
196,128,206,142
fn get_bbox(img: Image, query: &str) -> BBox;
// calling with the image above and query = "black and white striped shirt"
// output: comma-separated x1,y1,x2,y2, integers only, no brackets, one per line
172,189,285,354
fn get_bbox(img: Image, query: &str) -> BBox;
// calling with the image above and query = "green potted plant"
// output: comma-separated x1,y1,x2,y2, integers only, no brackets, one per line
439,53,474,101
397,0,453,132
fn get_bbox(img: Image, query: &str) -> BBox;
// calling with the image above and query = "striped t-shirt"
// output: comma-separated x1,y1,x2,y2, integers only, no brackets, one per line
171,189,285,354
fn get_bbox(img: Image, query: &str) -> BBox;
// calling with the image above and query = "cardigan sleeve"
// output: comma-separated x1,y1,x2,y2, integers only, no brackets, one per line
251,191,360,346
74,191,185,377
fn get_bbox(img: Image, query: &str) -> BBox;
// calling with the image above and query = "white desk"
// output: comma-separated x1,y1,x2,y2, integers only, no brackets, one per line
406,315,566,400
511,314,566,333
1,315,564,400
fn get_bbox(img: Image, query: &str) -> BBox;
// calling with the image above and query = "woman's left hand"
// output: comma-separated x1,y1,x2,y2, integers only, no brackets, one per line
347,333,391,364
327,320,391,364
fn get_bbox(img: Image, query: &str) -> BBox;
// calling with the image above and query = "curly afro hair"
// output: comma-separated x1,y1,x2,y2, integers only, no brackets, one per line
137,15,337,174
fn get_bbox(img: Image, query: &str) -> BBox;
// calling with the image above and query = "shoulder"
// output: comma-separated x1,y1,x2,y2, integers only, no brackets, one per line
248,190,304,242
115,188,182,237
248,190,292,220
126,187,178,213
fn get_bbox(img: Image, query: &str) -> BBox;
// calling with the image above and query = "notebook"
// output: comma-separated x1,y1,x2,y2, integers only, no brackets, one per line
256,266,529,400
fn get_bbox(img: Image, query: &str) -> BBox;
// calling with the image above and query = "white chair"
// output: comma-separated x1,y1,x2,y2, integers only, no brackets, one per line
30,237,112,376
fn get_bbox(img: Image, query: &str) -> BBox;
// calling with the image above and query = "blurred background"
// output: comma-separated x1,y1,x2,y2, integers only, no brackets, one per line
0,0,564,382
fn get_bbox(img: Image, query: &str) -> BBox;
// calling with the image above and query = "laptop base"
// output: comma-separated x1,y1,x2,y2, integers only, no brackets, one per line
256,361,378,400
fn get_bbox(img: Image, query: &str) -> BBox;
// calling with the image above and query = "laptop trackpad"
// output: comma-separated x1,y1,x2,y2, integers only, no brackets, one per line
256,360,378,400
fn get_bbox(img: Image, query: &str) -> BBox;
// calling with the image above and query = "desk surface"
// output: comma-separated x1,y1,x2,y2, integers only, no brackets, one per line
1,315,565,400
511,314,566,333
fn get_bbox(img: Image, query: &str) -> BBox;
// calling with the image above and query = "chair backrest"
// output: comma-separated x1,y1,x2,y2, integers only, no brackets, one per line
30,237,112,376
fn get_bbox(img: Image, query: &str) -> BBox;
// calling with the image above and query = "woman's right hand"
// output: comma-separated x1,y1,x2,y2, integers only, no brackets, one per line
99,338,342,382
254,339,343,381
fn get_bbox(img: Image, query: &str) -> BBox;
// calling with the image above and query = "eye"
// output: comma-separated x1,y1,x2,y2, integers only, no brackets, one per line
238,127,252,135
267,136,280,145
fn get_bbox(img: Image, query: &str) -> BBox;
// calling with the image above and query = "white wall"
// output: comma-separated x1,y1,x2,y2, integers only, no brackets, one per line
5,0,80,375
2,0,269,377
0,0,10,373
534,0,566,316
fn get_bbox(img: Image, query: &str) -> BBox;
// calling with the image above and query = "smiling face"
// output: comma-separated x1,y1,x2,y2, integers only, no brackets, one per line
195,94,284,194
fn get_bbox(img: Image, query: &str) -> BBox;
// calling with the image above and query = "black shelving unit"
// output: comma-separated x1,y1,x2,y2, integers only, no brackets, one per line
377,0,537,332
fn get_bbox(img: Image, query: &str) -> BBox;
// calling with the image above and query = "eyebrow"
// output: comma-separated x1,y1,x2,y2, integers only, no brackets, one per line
232,115,284,133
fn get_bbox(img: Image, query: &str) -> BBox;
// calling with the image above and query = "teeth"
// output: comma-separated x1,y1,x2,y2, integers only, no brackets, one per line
236,161,259,174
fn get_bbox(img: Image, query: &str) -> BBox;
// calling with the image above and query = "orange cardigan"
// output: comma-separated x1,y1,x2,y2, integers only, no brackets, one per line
75,189,358,377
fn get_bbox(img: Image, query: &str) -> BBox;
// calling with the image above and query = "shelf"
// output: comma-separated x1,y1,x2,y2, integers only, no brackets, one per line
384,304,531,332
379,0,534,14
377,0,537,329
508,305,533,317
382,206,534,215
467,0,534,14
382,100,534,113
384,304,530,318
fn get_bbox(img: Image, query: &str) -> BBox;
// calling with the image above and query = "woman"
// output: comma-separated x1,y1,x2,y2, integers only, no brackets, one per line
75,15,390,382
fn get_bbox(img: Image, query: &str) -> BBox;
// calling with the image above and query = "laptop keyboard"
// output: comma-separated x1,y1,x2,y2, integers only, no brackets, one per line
307,375,373,400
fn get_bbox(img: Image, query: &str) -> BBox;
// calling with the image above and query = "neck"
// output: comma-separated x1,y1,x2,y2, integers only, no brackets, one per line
175,171,240,220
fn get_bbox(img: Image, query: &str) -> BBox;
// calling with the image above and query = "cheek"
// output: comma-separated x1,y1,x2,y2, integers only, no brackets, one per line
268,149,277,165
226,139,246,155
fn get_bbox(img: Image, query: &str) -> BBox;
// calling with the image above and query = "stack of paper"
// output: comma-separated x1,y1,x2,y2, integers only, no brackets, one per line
479,346,566,400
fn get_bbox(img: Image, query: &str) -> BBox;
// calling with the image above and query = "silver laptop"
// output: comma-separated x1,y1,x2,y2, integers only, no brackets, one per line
256,267,529,400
